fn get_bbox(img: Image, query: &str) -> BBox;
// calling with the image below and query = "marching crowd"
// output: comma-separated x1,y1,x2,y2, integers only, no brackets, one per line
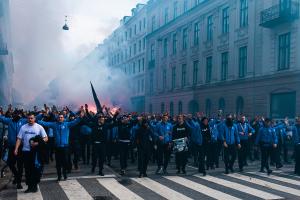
0,104,300,194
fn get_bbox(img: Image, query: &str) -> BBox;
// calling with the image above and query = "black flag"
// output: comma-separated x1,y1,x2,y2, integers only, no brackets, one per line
90,82,103,114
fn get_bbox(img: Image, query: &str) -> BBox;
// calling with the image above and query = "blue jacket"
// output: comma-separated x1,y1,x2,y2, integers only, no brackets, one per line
155,121,173,144
38,118,81,147
219,124,240,145
236,122,254,140
255,126,278,146
292,125,300,145
0,116,27,147
186,120,202,145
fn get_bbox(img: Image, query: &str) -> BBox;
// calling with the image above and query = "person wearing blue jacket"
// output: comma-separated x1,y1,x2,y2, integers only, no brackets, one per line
219,114,241,174
0,110,27,189
292,117,300,175
237,115,254,172
186,117,206,176
38,112,83,181
155,113,173,174
255,118,278,175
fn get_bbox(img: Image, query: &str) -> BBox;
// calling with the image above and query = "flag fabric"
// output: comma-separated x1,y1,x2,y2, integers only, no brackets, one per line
90,82,103,114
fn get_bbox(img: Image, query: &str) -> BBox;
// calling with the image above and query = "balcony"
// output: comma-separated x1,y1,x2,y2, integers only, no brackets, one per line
260,1,299,28
148,60,155,69
0,43,8,55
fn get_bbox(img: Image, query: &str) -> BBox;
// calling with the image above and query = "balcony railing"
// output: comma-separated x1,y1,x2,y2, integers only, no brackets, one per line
0,43,8,55
260,1,299,28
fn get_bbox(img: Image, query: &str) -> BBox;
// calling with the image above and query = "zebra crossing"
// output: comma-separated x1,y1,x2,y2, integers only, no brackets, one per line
13,171,300,200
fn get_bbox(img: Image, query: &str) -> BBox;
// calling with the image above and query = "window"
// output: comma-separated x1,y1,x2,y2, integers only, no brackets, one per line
133,62,136,74
218,98,225,112
161,103,165,113
143,18,146,29
172,67,176,89
182,28,188,50
206,56,212,83
205,99,212,117
240,0,248,27
150,44,155,61
239,46,247,78
222,7,229,34
139,40,142,52
151,16,156,32
194,22,200,45
134,43,137,55
207,15,213,41
149,73,154,94
164,7,169,24
193,60,199,85
178,101,183,114
139,20,142,31
173,1,178,19
141,79,144,92
173,33,177,54
163,38,168,57
182,64,187,87
138,60,141,72
271,92,296,118
278,32,290,70
134,24,137,35
170,102,174,117
142,58,145,71
129,28,132,38
236,96,244,115
184,0,188,13
143,37,146,50
221,52,228,81
163,69,167,90
149,104,153,113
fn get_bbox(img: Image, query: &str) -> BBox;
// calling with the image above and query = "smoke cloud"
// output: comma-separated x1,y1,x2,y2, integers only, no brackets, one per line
9,0,147,110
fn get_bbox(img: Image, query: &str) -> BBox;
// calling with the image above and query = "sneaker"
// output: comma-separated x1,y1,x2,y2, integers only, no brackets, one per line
143,173,148,177
98,171,104,176
225,169,229,174
182,169,186,174
267,169,272,175
156,167,163,174
139,173,142,178
276,163,283,169
120,170,125,176
57,177,61,182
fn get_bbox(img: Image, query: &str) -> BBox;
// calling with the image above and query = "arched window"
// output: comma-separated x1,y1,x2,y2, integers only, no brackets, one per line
236,96,244,115
218,98,225,113
205,99,212,117
161,102,165,113
178,101,183,114
170,102,174,117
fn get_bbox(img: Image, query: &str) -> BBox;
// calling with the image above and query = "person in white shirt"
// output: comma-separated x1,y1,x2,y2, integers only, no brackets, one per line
14,112,48,193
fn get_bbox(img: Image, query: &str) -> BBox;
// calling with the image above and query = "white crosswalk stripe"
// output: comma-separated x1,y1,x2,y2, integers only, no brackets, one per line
248,172,300,186
227,173,300,197
17,183,43,200
165,176,242,200
13,172,300,200
131,177,193,200
194,174,283,200
97,178,144,200
59,179,93,200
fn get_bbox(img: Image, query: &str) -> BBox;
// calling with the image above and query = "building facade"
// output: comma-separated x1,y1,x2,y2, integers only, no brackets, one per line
102,0,300,118
144,0,300,118
105,4,147,113
0,0,13,105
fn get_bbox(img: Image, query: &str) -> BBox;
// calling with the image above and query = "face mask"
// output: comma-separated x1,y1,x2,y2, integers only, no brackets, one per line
13,115,21,122
226,118,233,126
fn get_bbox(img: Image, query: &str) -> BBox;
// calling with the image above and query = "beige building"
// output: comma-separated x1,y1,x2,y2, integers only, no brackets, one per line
145,0,300,118
0,0,13,106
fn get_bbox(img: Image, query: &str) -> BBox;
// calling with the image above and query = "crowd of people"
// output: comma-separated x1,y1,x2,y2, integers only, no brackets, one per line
0,104,300,194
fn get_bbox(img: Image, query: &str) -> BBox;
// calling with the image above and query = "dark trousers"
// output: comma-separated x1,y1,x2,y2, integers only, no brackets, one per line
260,145,272,171
157,143,171,170
175,151,187,170
194,144,205,173
81,135,91,164
224,144,237,170
119,142,129,170
23,151,39,189
238,140,249,170
216,140,224,167
203,142,213,169
138,148,150,174
294,144,300,175
68,140,81,170
92,143,106,172
48,137,55,161
8,146,23,184
106,141,113,165
55,147,69,179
